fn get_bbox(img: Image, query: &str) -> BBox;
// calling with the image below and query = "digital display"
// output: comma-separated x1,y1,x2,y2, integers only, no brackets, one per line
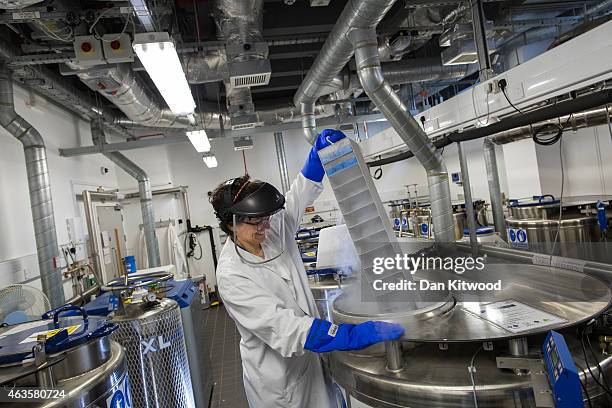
551,351,559,367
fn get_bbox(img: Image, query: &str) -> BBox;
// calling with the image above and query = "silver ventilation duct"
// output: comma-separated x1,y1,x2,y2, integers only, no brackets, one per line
225,85,257,129
73,64,193,128
212,0,270,129
182,50,229,84
483,138,507,240
371,58,471,86
90,120,161,268
0,62,65,308
293,0,396,144
212,0,265,49
211,0,269,84
350,28,455,243
115,111,231,129
377,34,412,62
0,40,134,139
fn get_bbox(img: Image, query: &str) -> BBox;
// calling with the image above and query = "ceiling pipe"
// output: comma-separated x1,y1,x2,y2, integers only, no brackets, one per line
212,0,267,123
0,62,65,308
90,120,161,268
349,27,455,243
293,0,397,145
483,137,507,240
183,50,228,84
0,39,134,139
74,64,194,128
212,0,265,50
377,58,472,86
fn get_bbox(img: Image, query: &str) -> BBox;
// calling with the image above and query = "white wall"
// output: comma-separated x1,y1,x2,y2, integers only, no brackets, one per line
0,85,121,302
535,125,612,197
369,122,612,211
114,145,182,262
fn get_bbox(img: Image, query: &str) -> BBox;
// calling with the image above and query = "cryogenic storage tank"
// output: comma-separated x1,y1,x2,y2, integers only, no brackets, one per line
460,226,505,245
505,196,598,257
327,261,612,407
0,306,129,407
307,268,343,321
100,272,195,408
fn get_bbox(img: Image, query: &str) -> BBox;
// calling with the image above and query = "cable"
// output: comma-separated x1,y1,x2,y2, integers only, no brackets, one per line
586,329,611,391
499,80,575,257
574,361,594,408
579,325,612,400
550,133,565,257
90,7,133,43
242,151,248,175
471,83,490,126
372,156,383,179
468,345,483,408
36,21,74,43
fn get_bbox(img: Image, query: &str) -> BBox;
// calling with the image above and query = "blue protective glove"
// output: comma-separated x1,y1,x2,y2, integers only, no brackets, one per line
304,318,405,353
301,129,347,182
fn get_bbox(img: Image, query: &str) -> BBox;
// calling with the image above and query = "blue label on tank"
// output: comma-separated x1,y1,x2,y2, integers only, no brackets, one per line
109,391,125,408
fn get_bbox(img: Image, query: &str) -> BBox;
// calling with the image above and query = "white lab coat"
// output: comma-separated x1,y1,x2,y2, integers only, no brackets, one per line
216,174,334,408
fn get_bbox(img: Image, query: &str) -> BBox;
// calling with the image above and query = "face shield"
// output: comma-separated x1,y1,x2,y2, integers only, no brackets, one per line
233,212,285,265
224,181,286,265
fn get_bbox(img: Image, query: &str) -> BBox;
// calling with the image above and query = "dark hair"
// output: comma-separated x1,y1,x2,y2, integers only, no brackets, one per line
209,175,264,235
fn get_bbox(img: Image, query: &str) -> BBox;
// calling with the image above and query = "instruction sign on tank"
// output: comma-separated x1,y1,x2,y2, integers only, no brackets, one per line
507,227,529,248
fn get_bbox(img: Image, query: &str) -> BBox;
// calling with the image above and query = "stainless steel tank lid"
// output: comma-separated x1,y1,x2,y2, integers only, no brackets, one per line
0,313,115,365
332,263,611,342
111,297,179,321
505,216,595,226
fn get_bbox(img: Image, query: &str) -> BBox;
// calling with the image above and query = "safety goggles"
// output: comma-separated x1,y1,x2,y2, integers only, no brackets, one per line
233,212,285,265
240,215,272,229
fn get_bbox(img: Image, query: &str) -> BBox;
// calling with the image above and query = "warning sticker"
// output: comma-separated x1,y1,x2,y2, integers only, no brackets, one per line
19,325,81,344
507,228,529,249
466,300,567,334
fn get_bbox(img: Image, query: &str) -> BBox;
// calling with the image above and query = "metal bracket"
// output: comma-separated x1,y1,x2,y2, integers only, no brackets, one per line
496,356,554,407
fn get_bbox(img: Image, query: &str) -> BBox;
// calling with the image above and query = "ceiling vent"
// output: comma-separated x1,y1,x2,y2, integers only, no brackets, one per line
230,113,259,130
228,59,272,89
441,38,496,66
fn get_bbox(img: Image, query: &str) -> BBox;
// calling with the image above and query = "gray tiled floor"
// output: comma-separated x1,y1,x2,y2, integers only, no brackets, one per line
203,304,249,408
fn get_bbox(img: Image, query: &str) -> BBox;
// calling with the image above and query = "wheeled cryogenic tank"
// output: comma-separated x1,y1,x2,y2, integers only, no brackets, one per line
0,305,129,407
326,261,612,407
100,271,195,408
505,196,600,258
460,226,506,245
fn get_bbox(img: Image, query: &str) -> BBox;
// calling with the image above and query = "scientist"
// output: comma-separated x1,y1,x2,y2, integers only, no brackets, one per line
210,129,404,407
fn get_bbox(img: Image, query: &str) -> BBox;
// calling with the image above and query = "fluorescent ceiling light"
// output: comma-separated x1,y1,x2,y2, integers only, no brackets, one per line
132,32,195,115
203,153,218,168
186,129,211,153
